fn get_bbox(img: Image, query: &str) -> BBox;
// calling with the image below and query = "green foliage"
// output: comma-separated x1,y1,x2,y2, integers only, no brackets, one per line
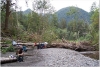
90,9,99,32
56,6,90,23
33,0,52,14
90,2,97,12
92,33,99,45
85,33,92,41
1,48,7,54
1,10,5,25
42,30,58,43
59,18,67,29
6,45,15,52
5,40,12,44
66,6,89,40
1,45,15,54
1,0,99,51
67,20,89,39
56,29,68,39
89,8,99,45
51,14,59,28
1,38,12,44
17,31,29,41
39,24,59,43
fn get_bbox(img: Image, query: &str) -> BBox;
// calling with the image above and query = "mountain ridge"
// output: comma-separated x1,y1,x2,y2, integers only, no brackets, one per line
21,6,90,23
55,6,90,23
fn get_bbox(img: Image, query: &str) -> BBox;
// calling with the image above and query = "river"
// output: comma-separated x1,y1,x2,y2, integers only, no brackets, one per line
80,51,99,60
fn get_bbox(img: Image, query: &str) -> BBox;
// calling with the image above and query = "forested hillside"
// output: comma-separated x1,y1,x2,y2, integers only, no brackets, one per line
22,9,32,14
56,6,90,23
18,7,91,24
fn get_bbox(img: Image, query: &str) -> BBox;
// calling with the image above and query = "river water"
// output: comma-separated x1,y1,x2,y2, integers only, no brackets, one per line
80,51,99,60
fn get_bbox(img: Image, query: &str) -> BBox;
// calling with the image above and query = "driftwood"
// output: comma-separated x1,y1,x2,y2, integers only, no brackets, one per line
1,53,33,64
47,42,95,51
1,45,9,47
1,57,17,64
17,43,35,46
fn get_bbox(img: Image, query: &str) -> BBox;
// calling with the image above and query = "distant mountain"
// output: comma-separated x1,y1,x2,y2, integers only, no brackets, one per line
20,7,90,23
23,9,32,14
56,6,90,23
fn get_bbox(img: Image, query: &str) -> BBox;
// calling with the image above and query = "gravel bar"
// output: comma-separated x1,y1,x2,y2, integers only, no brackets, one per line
1,48,99,67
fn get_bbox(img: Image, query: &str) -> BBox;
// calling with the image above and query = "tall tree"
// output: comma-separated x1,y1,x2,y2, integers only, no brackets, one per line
1,0,15,31
89,8,99,45
90,2,97,21
1,0,29,37
32,0,54,34
51,14,58,28
32,0,53,14
59,18,67,29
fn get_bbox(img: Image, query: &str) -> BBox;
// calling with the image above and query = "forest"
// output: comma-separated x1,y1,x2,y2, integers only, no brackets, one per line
1,0,99,50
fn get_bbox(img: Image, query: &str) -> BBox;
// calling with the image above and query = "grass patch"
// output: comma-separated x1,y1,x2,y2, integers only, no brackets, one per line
6,45,15,52
1,45,15,54
5,40,12,44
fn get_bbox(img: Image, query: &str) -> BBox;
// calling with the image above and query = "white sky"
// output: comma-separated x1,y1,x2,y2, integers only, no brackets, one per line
15,0,99,12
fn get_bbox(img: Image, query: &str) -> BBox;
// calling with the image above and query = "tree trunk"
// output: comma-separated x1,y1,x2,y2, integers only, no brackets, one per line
4,0,10,30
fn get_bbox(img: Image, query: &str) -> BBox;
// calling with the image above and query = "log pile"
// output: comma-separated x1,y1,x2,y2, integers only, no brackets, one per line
47,41,95,51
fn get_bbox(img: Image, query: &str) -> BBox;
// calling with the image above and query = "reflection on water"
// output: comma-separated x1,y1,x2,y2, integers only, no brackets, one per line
80,51,99,60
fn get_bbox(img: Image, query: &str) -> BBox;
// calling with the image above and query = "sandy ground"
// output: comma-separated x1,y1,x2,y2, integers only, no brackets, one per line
1,48,99,67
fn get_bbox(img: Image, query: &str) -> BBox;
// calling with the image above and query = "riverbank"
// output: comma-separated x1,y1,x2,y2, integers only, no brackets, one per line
1,48,99,67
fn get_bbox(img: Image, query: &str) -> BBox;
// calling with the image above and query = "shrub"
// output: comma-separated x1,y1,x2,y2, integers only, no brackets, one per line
85,34,92,41
6,45,15,52
1,48,7,54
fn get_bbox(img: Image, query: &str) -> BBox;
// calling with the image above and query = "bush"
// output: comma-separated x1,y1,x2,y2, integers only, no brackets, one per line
85,34,92,41
1,48,7,54
6,45,15,52
5,40,12,44
2,50,7,54
1,45,15,54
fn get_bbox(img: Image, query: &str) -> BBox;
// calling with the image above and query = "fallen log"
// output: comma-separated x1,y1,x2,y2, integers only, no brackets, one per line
47,42,95,51
1,57,17,64
17,43,35,46
1,43,9,47
1,54,33,64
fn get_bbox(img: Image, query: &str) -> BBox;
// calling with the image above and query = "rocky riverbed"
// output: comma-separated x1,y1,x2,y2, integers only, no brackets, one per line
1,48,99,67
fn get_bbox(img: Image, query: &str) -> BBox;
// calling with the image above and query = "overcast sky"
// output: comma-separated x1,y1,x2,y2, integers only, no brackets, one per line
15,0,99,12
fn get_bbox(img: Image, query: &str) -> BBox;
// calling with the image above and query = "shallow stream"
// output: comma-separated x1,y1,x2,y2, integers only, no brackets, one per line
80,51,99,60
